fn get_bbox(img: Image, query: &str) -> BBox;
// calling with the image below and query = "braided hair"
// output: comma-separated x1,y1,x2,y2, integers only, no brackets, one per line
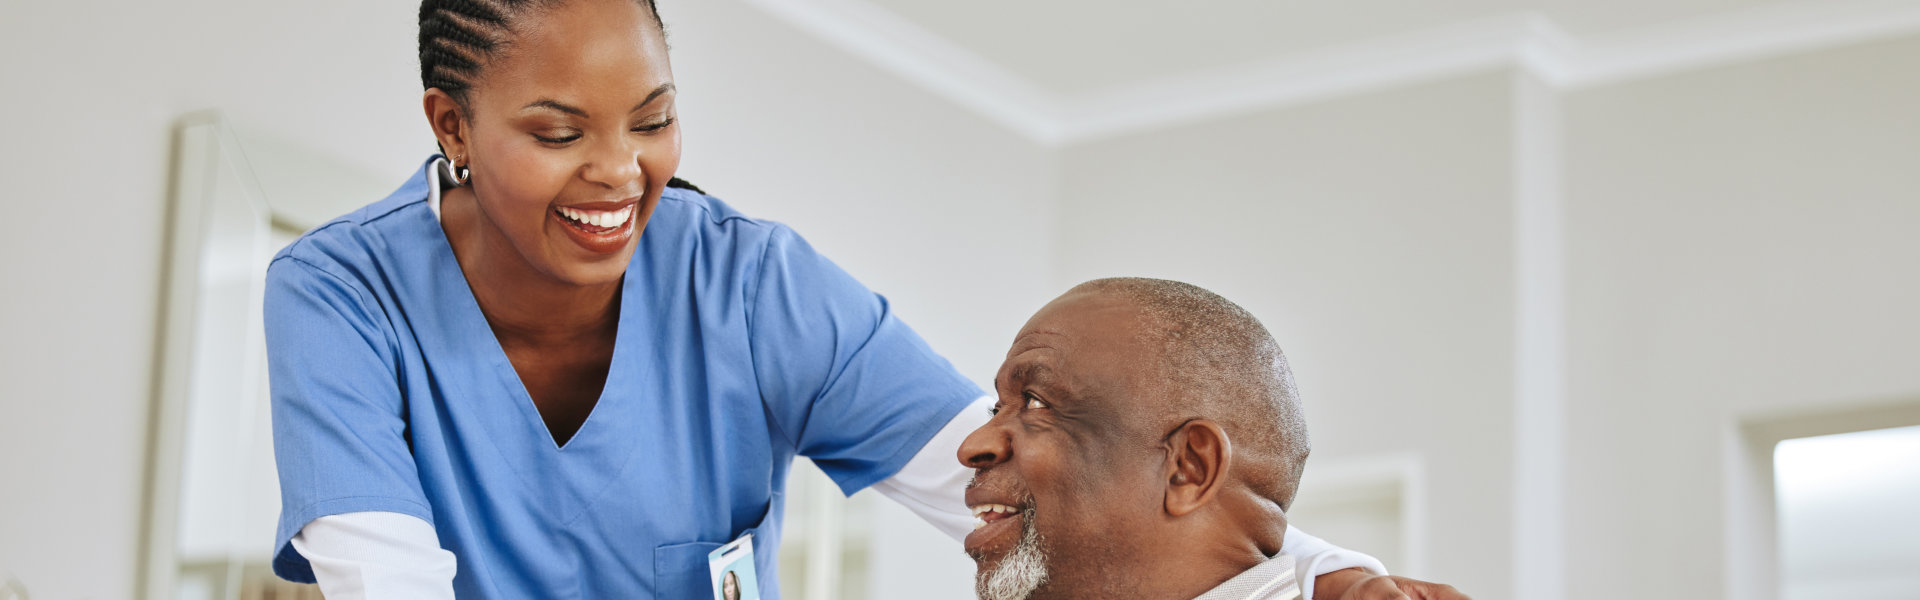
419,0,662,107
418,0,702,192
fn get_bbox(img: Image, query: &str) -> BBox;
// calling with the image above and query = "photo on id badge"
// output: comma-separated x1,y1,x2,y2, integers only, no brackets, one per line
709,534,761,600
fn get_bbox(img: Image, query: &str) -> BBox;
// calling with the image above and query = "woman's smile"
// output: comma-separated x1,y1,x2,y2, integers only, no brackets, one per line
550,199,640,255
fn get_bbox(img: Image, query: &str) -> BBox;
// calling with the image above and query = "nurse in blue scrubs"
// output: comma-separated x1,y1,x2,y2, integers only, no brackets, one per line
265,0,1391,598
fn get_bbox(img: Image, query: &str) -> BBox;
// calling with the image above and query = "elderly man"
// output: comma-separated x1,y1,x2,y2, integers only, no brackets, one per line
959,278,1467,600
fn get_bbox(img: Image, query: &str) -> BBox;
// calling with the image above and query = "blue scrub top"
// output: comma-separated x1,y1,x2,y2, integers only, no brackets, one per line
264,157,981,599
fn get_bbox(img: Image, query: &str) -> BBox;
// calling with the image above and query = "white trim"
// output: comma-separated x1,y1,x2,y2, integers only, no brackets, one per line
1510,70,1568,600
745,0,1920,144
428,156,450,221
738,0,1066,143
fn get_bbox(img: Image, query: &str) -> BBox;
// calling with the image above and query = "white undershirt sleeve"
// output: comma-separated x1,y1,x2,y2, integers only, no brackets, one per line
290,511,458,600
871,395,1390,599
869,395,993,541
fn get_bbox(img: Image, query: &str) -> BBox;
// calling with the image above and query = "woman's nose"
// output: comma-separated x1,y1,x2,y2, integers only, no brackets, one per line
581,136,645,190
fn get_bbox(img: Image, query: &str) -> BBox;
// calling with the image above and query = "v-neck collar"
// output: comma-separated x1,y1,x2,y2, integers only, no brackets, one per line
418,156,640,452
391,156,663,525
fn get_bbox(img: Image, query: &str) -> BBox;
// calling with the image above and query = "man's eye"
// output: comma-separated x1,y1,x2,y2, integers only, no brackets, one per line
1024,393,1048,410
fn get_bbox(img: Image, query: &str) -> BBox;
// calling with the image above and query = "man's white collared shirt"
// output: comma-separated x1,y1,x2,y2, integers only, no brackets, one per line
1193,554,1302,600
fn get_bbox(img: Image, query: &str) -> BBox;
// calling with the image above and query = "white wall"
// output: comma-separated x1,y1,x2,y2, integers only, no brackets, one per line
1054,72,1520,598
1044,34,1920,600
7,1,1918,599
0,2,424,598
662,0,1058,390
663,3,1056,598
0,1,1047,598
1562,34,1920,600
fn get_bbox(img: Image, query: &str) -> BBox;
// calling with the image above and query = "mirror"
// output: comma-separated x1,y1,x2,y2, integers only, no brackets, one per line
142,111,291,599
140,112,387,600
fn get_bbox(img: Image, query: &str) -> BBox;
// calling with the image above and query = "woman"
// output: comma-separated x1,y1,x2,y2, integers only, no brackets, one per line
264,0,1382,598
723,570,743,600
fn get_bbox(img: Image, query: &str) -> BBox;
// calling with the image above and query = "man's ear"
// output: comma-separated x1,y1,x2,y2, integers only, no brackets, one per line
1164,419,1231,517
423,88,470,162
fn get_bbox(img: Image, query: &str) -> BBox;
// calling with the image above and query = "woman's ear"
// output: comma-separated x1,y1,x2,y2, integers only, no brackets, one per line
423,88,469,161
1164,419,1232,517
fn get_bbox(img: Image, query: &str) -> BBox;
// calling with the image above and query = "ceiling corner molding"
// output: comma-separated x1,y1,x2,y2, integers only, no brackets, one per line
740,0,1068,143
744,0,1920,145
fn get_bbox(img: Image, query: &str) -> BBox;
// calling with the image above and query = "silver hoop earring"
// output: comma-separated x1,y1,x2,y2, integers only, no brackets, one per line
449,156,470,186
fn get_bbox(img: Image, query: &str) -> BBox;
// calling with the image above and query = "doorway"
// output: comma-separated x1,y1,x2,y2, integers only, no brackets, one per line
1774,425,1920,599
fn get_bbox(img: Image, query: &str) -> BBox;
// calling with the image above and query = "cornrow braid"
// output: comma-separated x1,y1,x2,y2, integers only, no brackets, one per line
419,0,700,191
418,0,664,106
419,0,514,106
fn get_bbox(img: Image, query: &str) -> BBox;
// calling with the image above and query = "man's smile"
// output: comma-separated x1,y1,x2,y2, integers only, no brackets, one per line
971,502,1022,530
963,484,1034,559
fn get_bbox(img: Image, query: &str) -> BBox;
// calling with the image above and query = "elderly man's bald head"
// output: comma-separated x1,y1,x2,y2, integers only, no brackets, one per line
1069,277,1310,511
961,278,1315,600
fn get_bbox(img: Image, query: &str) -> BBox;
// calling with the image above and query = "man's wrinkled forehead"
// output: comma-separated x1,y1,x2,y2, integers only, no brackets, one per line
996,329,1065,391
998,291,1157,394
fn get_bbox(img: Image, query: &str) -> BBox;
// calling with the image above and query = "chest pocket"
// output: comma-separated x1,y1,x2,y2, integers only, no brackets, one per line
652,492,782,599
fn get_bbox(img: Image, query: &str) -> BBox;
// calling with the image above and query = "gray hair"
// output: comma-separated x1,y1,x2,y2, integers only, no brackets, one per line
1070,277,1310,510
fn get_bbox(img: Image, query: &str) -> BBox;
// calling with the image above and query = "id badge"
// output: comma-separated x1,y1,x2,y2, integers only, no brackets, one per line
708,533,761,600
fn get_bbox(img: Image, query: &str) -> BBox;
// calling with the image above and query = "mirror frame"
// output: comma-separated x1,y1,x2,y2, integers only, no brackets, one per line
137,111,276,600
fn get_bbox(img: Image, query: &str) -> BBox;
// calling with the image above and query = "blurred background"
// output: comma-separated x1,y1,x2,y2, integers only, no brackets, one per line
2,0,1918,599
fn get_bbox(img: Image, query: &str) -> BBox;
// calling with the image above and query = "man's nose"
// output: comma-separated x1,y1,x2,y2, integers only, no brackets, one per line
957,416,1010,469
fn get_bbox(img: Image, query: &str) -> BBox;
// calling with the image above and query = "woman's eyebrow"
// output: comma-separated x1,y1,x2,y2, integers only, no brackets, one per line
633,82,675,112
522,98,587,117
518,83,673,118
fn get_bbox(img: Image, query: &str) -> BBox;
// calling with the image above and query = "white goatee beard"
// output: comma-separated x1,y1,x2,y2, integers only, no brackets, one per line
975,508,1049,600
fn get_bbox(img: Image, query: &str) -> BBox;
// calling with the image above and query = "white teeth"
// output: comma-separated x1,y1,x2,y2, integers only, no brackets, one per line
969,504,1022,533
969,504,1019,517
557,205,633,229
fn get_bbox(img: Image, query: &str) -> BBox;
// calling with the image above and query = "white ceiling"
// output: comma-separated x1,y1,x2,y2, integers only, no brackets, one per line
744,0,1920,142
862,0,1776,94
